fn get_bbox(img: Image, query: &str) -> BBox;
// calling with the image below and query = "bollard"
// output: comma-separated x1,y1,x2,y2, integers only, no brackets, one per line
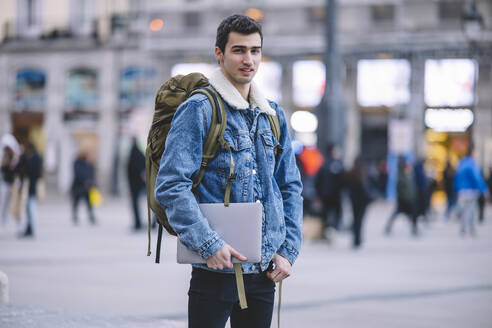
0,271,9,304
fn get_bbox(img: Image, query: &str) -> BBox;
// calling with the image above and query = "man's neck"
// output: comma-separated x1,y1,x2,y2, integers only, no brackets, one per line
221,68,251,103
235,83,250,102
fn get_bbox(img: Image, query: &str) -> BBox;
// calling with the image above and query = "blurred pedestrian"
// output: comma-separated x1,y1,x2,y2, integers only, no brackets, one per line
346,157,374,249
17,142,43,237
315,143,344,235
0,134,21,228
453,145,489,236
71,151,97,225
478,192,485,224
297,145,323,217
443,159,456,220
376,159,388,198
488,167,492,204
127,137,145,231
1,148,16,227
414,158,430,223
384,157,418,236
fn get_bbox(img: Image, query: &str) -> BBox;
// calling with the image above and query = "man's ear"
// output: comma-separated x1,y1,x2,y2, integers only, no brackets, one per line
214,46,223,64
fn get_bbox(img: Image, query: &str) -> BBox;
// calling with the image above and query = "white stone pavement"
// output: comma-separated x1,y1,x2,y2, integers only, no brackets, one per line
0,194,491,328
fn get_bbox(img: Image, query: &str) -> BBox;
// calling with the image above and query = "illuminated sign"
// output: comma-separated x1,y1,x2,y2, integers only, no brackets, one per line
293,60,325,108
255,61,282,103
425,59,476,107
171,63,215,77
424,108,474,132
357,59,410,107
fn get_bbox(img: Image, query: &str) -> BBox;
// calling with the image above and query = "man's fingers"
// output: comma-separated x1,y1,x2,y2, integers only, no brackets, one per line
229,247,247,262
273,272,289,282
267,268,290,282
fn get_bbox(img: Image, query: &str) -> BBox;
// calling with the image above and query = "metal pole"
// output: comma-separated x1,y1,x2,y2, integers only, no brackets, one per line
318,0,344,156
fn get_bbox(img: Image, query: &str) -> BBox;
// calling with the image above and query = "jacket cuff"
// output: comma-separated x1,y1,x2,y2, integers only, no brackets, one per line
277,241,299,265
198,233,225,259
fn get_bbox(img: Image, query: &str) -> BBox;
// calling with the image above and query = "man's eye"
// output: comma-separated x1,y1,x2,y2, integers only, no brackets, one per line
232,49,242,53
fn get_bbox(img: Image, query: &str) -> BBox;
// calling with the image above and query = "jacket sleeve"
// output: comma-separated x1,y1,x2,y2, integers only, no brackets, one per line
472,164,490,195
154,97,225,259
271,103,303,265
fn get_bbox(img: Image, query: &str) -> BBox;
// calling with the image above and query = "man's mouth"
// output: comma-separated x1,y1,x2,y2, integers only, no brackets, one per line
240,67,254,74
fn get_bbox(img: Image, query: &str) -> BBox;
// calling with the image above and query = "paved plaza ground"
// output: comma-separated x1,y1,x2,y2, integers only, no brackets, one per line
1,194,491,327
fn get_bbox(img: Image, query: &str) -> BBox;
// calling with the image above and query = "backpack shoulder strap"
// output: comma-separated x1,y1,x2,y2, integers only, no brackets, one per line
190,86,227,190
267,113,282,158
267,114,281,143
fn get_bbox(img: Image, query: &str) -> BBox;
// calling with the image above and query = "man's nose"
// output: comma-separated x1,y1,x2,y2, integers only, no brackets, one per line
242,52,253,65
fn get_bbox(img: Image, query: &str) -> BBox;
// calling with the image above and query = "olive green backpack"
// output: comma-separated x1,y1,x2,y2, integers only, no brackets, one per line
145,72,281,263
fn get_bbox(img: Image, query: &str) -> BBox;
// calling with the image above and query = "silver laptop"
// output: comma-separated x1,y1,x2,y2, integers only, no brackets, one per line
177,202,263,264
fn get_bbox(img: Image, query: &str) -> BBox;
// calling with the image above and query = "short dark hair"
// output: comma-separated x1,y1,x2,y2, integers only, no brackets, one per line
215,14,263,53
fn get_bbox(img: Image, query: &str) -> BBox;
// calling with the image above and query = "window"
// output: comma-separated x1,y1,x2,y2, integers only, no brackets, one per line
371,4,395,24
306,7,325,26
439,0,463,21
184,12,201,30
70,0,95,36
66,68,99,110
15,69,46,111
17,0,42,36
27,0,35,26
119,67,156,109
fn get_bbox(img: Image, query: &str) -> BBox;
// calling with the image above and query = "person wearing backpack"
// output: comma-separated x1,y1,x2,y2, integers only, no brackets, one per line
154,14,303,328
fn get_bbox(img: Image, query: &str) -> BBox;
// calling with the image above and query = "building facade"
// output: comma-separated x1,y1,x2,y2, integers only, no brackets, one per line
0,0,491,195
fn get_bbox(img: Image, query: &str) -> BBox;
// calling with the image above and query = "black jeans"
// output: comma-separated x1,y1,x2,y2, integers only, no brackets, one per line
130,187,144,229
352,203,367,247
72,191,96,224
188,267,275,328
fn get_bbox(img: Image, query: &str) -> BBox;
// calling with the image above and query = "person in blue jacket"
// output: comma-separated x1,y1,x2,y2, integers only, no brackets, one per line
453,144,489,236
154,15,303,328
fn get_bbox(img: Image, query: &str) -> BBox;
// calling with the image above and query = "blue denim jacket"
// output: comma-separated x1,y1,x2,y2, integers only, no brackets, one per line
155,87,303,274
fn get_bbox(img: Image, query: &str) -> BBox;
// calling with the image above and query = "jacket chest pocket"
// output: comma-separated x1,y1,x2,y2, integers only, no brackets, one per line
218,132,253,180
260,130,278,171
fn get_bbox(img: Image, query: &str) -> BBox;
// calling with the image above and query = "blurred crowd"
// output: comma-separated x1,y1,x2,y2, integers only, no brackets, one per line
0,133,148,237
1,131,491,247
296,142,491,249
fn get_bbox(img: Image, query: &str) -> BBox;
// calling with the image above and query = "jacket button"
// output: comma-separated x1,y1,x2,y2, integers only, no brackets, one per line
252,169,257,175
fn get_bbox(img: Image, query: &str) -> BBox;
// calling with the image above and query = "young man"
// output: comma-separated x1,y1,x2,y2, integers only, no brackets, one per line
155,14,303,328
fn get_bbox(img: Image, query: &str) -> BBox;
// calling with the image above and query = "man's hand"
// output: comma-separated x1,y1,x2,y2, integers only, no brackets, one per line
206,244,247,270
266,254,291,283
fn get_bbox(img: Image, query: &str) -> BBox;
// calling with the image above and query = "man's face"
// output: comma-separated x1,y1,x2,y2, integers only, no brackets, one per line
215,31,262,89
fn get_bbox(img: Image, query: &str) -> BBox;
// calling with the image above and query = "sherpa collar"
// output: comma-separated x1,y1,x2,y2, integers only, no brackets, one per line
208,68,277,116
